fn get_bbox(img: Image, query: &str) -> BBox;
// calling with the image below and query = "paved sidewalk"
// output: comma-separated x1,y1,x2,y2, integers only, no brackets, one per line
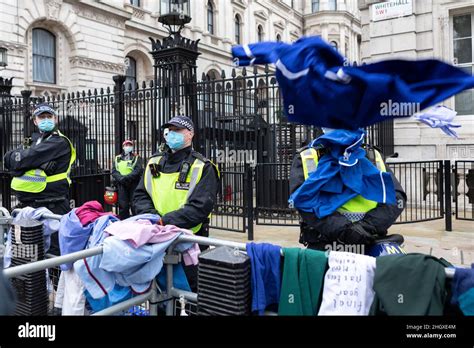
210,218,474,267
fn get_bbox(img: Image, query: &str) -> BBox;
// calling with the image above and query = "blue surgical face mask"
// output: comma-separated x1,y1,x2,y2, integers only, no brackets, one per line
165,131,186,151
37,119,56,132
123,146,133,154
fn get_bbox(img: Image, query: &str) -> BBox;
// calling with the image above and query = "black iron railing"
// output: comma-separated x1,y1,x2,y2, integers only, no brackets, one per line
454,160,474,221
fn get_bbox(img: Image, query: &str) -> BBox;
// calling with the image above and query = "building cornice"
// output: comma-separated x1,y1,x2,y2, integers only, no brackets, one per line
125,19,169,38
66,0,131,29
305,11,361,26
69,56,126,74
0,40,28,51
254,10,269,21
274,20,285,30
231,0,248,11
271,0,303,16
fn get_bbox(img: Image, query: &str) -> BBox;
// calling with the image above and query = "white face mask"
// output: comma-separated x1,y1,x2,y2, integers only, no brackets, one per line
123,146,133,154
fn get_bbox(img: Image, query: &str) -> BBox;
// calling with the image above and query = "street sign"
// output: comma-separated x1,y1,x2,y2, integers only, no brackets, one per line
371,0,413,22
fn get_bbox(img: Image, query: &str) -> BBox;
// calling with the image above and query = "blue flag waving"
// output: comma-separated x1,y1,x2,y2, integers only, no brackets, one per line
232,36,474,129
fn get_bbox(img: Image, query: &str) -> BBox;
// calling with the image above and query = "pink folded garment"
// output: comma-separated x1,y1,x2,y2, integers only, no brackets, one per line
76,201,116,227
104,220,200,266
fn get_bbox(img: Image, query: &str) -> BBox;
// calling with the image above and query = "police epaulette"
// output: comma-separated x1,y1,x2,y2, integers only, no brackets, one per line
150,152,166,158
297,145,309,153
362,143,382,153
191,151,210,163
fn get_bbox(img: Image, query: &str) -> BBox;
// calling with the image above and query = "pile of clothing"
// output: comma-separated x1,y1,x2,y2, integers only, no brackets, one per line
246,243,473,316
53,201,199,315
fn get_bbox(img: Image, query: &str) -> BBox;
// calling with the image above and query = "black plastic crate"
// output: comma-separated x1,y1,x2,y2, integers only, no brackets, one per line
10,219,48,317
198,247,250,270
197,246,251,316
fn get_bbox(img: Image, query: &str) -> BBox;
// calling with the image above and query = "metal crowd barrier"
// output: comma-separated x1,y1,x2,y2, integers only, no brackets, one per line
1,209,248,316
1,208,457,316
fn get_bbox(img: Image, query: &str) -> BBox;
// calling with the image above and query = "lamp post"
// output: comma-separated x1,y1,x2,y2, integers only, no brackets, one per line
150,0,201,152
158,0,191,36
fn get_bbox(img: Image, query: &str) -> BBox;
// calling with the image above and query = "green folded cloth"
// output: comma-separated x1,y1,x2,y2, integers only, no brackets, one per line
278,248,328,316
370,253,447,315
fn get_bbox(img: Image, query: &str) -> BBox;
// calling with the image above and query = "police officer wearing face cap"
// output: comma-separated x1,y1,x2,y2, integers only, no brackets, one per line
133,115,220,291
111,139,143,219
3,102,76,257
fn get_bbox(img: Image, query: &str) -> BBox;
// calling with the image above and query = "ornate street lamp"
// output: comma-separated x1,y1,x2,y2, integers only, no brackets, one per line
151,0,201,152
0,47,7,68
159,0,191,36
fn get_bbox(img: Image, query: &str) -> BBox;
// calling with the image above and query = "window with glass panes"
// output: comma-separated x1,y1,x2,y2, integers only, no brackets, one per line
258,25,264,42
33,29,56,84
207,1,214,34
453,13,474,115
125,56,137,90
235,15,241,44
312,0,319,12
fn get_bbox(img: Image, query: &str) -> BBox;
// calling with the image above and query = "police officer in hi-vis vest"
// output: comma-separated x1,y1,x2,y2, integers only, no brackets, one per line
111,140,143,220
289,127,407,250
133,115,219,290
3,103,76,257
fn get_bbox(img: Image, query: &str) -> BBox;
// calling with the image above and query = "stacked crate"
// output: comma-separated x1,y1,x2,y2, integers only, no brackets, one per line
10,219,48,316
197,246,251,316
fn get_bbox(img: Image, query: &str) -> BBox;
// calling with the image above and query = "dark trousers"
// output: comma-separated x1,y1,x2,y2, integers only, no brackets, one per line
182,224,210,293
15,197,71,291
117,183,136,220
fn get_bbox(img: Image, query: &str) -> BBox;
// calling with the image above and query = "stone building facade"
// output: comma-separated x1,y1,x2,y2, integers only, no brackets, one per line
0,0,361,94
358,0,474,161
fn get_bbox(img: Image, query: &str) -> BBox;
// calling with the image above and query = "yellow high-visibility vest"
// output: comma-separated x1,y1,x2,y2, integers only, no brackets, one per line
11,131,76,193
115,155,138,176
143,155,219,233
300,147,386,219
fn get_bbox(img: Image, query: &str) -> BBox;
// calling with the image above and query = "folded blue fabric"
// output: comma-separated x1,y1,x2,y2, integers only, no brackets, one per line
246,242,282,315
232,36,474,129
73,215,124,299
59,210,96,271
156,263,191,292
458,288,474,316
451,264,474,315
289,129,395,218
84,284,132,313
